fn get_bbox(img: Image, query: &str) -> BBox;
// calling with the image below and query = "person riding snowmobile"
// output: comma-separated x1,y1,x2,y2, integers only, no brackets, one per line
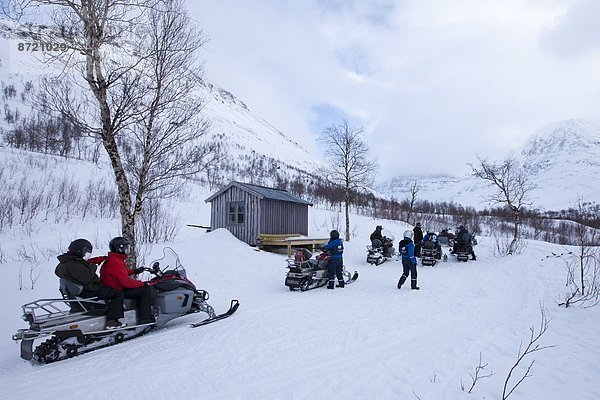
397,230,419,290
452,226,476,260
370,225,383,242
323,230,345,289
99,237,156,328
55,238,125,326
370,225,393,257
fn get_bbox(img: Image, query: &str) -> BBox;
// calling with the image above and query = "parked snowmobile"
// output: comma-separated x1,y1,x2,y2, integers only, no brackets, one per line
453,242,471,262
420,239,446,266
285,248,359,291
366,232,396,266
12,248,239,364
437,229,455,247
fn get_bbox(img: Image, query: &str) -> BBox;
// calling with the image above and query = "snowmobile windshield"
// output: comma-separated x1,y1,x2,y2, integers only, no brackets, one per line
150,247,187,279
382,230,395,242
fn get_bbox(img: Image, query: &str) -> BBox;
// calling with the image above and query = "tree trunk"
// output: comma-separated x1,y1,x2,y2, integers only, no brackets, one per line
344,188,351,242
508,210,520,255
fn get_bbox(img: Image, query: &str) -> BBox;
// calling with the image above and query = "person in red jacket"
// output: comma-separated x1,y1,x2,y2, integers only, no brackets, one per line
99,237,155,328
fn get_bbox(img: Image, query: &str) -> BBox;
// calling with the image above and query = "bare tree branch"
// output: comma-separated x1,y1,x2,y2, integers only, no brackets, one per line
470,155,536,255
502,305,555,399
319,120,377,241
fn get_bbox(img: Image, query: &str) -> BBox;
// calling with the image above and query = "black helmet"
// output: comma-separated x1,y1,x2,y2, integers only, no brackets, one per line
376,225,382,231
458,225,465,231
68,239,93,258
109,237,131,254
330,230,340,240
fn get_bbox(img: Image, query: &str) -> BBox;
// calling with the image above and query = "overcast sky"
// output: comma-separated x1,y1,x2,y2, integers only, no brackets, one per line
188,0,600,179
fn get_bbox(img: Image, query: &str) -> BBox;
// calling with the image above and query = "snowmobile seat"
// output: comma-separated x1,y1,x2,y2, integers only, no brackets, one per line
59,278,107,314
59,278,84,298
422,241,436,250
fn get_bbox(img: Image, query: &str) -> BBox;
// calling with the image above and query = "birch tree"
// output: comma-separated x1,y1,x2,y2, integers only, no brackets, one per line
319,120,377,241
470,155,535,255
8,0,216,264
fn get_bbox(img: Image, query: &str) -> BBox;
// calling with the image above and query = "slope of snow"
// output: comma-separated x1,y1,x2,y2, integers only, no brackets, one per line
0,18,323,181
0,201,599,399
202,82,323,173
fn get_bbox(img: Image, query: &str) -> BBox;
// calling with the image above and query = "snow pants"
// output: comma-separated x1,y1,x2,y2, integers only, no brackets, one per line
398,258,418,289
81,285,125,320
327,258,344,289
123,285,156,322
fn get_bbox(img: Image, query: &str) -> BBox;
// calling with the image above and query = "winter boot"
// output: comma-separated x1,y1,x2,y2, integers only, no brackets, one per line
106,319,127,330
327,281,335,289
336,281,345,288
471,255,477,261
411,286,420,290
397,275,407,289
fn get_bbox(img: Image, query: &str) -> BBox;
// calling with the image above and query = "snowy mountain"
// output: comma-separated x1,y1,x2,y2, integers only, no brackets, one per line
381,118,600,211
0,18,324,186
200,80,325,177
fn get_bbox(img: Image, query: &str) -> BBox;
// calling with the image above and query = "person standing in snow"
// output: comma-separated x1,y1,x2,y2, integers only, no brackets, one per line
99,237,156,327
413,222,424,257
323,229,345,289
397,230,419,290
55,238,126,328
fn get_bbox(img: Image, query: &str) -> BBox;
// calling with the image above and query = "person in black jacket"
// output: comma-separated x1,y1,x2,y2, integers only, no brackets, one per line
413,222,424,257
370,225,383,243
55,238,126,326
452,226,477,260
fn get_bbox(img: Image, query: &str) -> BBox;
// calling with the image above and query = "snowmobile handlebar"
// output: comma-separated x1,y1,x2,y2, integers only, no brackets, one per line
139,262,163,277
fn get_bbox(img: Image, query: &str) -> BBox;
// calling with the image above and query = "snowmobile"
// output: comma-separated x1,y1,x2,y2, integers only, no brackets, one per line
366,232,396,266
452,235,477,262
453,242,471,262
437,229,455,247
12,248,239,364
285,248,359,291
420,239,447,266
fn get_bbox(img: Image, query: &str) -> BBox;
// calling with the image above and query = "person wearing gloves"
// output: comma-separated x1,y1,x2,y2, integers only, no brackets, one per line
99,237,156,327
397,230,419,290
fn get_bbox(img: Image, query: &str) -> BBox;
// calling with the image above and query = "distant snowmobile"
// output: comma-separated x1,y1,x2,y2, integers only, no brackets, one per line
420,239,447,266
366,232,396,266
12,248,239,364
285,248,358,291
452,236,478,262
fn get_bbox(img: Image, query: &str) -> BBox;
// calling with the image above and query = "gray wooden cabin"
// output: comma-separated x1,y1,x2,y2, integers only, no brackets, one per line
205,181,313,246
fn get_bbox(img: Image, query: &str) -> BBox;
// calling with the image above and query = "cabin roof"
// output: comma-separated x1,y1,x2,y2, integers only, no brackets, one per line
205,181,313,205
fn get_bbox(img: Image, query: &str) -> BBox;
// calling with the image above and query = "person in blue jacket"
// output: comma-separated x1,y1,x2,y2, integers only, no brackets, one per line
323,229,345,289
397,230,419,290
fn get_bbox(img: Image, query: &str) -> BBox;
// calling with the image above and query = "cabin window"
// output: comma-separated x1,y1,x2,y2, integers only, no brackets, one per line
227,202,245,224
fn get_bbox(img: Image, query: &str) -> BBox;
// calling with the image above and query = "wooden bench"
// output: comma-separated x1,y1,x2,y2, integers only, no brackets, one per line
257,234,329,257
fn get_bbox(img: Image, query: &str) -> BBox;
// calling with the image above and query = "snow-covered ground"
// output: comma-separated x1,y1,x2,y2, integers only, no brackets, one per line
0,205,598,400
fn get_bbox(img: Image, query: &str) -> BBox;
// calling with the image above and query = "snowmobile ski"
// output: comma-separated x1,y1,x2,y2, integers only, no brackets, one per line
190,300,240,328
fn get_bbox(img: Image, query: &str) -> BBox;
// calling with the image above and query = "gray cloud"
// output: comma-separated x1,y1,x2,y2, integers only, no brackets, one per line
540,0,600,58
190,0,600,180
